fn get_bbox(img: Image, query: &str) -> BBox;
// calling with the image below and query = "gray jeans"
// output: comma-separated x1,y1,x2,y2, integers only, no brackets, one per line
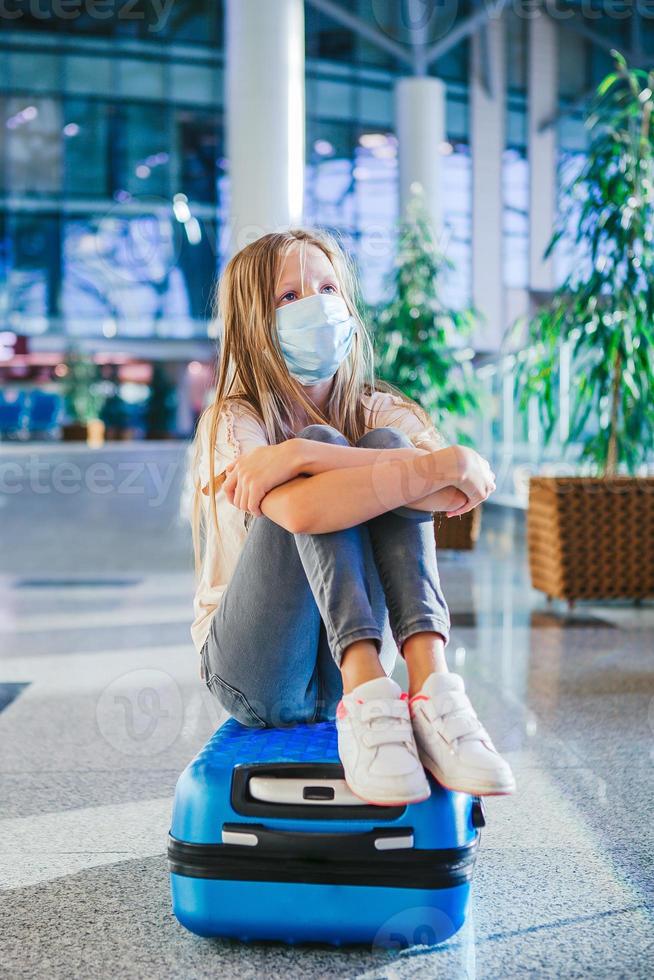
201,423,451,728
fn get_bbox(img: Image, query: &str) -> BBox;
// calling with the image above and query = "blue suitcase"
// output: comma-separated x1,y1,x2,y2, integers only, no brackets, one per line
168,717,485,949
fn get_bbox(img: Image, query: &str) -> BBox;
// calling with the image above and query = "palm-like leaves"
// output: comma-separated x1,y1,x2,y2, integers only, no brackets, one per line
62,346,106,424
513,52,654,476
370,186,480,444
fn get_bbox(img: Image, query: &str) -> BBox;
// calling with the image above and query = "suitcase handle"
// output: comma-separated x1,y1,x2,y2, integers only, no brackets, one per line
221,821,414,858
231,763,407,820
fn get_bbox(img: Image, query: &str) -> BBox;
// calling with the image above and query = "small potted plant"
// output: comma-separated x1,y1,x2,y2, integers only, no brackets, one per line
510,52,654,605
60,346,106,446
370,184,483,549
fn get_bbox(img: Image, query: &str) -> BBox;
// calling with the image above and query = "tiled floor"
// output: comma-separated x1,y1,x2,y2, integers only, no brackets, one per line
1,443,653,978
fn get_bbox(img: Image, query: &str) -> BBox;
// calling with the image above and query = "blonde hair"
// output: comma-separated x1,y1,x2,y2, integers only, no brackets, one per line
189,226,432,579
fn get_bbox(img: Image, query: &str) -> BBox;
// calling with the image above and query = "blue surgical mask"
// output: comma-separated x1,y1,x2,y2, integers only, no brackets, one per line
275,293,357,385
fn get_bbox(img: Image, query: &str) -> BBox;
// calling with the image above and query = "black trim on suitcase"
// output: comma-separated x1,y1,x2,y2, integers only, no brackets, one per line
220,822,416,857
231,763,407,821
167,830,480,889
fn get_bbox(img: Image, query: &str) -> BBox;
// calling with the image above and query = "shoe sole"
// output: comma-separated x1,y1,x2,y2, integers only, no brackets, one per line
338,762,432,807
345,780,432,807
419,749,516,797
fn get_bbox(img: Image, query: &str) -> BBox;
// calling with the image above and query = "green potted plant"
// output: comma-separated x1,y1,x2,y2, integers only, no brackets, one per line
145,363,178,439
60,346,106,445
510,52,654,605
370,184,483,549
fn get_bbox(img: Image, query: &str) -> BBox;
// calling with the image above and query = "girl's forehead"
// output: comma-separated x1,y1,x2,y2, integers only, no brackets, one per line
278,244,335,281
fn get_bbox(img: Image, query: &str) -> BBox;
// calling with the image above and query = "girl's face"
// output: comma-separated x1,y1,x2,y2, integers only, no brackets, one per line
275,244,341,309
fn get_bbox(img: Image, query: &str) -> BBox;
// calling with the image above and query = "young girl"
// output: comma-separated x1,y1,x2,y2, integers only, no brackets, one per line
189,228,515,806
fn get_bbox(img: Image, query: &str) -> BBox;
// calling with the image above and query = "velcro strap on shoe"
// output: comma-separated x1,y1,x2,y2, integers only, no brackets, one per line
416,699,440,723
362,721,414,747
361,699,409,724
434,691,473,716
441,712,483,742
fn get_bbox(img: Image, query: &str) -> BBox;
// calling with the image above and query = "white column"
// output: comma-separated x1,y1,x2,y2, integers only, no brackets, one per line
225,0,305,255
528,12,557,292
394,76,446,239
470,20,506,350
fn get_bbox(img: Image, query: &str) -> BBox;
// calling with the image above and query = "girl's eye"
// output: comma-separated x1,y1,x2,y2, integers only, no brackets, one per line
278,285,337,303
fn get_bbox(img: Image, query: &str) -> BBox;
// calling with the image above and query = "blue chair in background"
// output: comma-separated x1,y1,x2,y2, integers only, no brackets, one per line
27,391,62,439
0,392,27,440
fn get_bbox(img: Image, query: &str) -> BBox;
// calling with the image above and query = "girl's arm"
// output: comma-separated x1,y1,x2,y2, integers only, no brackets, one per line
220,437,464,516
294,438,463,514
257,444,494,534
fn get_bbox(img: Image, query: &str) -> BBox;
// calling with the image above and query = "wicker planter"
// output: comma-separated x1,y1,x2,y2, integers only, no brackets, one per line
528,476,654,604
434,505,482,551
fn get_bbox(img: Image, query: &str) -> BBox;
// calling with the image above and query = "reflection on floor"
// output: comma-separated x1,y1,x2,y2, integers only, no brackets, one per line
1,443,652,978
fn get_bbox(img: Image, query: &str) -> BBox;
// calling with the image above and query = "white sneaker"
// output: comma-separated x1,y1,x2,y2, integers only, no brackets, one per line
409,672,516,796
335,675,431,806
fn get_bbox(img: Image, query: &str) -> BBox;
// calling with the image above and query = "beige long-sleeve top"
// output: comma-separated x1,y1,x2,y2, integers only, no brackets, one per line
190,390,446,656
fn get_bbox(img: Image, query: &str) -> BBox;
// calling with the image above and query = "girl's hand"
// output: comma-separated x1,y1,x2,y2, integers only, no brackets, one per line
433,486,468,513
222,440,299,516
443,445,496,517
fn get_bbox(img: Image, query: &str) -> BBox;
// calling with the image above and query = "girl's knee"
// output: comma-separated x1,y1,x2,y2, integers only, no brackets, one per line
205,671,268,728
206,673,319,728
296,423,348,446
357,426,412,449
